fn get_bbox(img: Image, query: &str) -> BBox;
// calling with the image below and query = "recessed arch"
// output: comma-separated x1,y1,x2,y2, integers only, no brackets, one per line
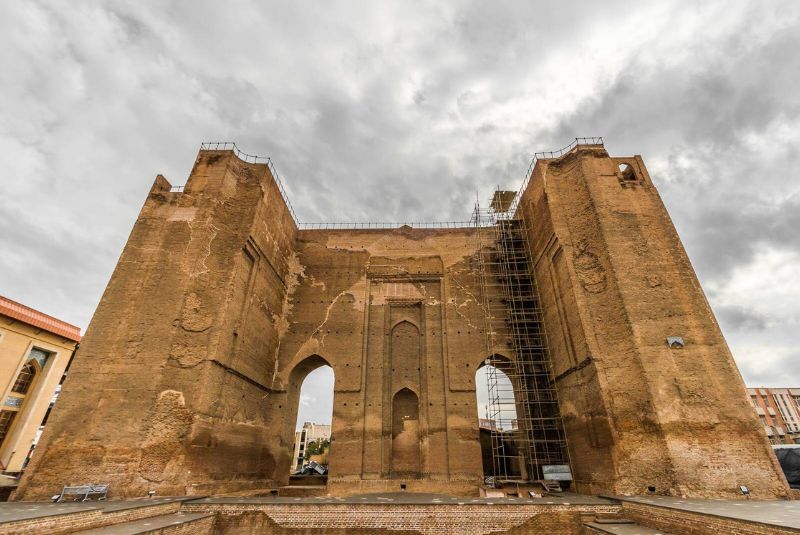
390,387,421,478
390,318,420,332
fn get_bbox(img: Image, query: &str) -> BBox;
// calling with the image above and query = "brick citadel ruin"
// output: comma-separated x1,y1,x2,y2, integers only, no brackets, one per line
15,139,791,501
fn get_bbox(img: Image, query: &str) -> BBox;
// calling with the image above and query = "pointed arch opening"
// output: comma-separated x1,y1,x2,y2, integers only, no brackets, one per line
1,355,46,450
11,361,38,395
391,387,420,478
286,355,334,478
475,354,521,479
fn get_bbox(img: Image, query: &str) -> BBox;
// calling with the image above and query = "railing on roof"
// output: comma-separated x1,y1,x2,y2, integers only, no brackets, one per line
297,221,479,230
500,137,604,219
174,138,604,228
198,142,298,223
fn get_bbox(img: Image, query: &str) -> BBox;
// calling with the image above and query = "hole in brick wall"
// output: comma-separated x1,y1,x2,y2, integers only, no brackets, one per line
647,485,656,493
618,163,637,181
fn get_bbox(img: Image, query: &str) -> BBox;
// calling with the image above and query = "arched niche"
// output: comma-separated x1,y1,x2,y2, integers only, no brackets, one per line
390,387,420,478
390,320,421,393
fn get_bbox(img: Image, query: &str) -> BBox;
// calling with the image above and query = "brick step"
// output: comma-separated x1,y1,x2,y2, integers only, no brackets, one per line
75,512,214,534
594,517,635,524
289,475,327,486
584,520,675,534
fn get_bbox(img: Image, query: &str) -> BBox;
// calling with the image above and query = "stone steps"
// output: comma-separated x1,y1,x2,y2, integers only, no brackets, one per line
74,512,214,534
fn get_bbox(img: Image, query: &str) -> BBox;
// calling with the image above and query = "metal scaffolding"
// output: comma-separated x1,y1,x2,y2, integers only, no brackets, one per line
473,191,571,486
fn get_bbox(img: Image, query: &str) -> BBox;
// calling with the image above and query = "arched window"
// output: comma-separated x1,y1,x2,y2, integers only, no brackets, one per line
11,362,36,395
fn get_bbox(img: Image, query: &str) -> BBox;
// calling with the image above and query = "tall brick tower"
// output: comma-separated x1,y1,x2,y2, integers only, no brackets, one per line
16,140,789,500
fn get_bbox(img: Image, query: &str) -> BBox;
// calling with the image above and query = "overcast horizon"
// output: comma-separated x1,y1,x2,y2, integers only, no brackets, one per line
2,2,800,428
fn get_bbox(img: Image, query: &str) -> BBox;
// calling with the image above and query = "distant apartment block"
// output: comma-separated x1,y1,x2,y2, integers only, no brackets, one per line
748,387,800,445
0,295,80,474
291,422,332,471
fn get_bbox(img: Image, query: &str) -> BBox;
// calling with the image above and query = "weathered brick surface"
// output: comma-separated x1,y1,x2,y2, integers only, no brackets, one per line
17,151,298,499
519,146,789,498
153,515,215,535
14,144,791,500
181,503,620,535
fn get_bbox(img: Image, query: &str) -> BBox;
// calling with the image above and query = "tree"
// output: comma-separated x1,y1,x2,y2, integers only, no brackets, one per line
303,438,330,460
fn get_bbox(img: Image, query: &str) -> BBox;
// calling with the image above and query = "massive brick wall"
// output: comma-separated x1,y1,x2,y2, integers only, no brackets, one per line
16,150,497,499
268,227,496,493
17,150,298,498
15,143,790,501
518,145,789,498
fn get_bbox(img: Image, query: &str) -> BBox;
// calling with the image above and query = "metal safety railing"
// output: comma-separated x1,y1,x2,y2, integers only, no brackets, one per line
197,142,299,223
297,221,478,230
500,137,604,220
173,137,603,236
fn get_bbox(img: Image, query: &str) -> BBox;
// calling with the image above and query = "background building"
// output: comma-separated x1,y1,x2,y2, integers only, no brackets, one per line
748,388,800,445
292,422,331,471
0,296,80,476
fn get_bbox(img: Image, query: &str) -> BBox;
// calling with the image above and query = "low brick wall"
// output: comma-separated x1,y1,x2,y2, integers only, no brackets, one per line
154,514,216,534
2,501,182,535
325,478,481,497
181,502,620,535
623,501,800,535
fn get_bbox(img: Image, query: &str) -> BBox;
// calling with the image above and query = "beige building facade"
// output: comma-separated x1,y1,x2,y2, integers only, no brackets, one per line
292,422,332,471
0,296,80,474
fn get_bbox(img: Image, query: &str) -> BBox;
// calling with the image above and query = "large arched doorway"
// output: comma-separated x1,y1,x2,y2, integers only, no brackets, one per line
475,355,521,481
285,355,334,483
390,388,420,478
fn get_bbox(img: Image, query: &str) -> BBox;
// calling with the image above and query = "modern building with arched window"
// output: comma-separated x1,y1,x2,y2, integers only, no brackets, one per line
0,295,80,482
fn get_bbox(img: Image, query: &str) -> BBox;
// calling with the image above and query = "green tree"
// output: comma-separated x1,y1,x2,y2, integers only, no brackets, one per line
303,439,330,460
304,440,320,460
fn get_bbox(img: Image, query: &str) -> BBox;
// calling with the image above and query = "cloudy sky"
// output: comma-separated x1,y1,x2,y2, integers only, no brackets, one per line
2,1,800,427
